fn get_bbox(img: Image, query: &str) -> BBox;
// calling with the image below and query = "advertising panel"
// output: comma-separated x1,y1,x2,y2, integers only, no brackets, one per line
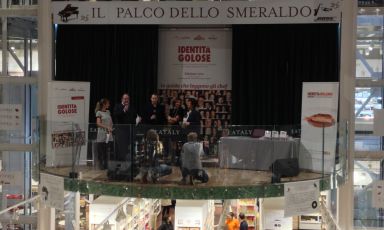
46,81,90,167
300,82,339,173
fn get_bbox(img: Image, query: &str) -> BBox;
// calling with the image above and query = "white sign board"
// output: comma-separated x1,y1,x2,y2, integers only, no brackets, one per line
372,180,384,209
284,180,320,217
264,210,292,230
300,82,339,173
46,81,90,167
40,173,64,210
0,171,23,186
0,104,22,130
52,1,341,25
158,29,232,90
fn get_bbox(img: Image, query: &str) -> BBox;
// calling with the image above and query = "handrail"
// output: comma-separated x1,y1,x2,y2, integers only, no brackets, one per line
94,197,130,230
0,195,40,216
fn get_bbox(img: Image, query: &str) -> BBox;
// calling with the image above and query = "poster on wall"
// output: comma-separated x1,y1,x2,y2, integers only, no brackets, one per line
158,29,232,150
46,81,90,167
300,82,339,173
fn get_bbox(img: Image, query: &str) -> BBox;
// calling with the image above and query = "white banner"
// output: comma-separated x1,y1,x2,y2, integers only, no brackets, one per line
52,0,341,25
284,180,320,217
158,29,231,90
40,173,64,210
0,171,23,186
300,82,339,173
46,81,90,167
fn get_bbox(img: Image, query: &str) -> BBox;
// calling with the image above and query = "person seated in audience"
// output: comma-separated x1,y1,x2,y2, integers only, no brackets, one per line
180,132,209,185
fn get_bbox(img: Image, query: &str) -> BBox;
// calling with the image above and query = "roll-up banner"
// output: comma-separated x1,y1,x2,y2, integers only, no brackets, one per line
52,0,341,25
46,81,90,167
300,82,339,173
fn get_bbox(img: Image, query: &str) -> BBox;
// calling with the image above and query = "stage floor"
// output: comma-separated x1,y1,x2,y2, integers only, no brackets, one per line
41,165,323,187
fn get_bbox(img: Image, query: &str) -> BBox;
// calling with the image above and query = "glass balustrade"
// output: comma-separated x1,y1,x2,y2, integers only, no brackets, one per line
39,121,348,199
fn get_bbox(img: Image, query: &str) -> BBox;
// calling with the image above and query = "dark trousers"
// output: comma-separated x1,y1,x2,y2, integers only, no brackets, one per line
97,142,113,170
181,168,209,183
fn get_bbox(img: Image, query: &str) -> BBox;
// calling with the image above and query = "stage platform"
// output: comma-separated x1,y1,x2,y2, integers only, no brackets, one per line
41,165,333,199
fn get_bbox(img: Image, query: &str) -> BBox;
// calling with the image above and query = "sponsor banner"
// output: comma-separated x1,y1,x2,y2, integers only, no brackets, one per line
46,81,90,167
300,82,339,173
0,104,22,130
158,29,231,90
52,0,341,25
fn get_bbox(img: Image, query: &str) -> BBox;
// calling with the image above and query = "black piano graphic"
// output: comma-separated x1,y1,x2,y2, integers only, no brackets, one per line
58,4,79,22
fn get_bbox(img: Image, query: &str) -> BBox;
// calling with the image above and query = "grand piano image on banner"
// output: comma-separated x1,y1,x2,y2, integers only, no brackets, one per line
58,4,79,22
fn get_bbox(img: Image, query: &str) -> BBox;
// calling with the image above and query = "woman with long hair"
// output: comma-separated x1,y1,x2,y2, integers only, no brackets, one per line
95,98,113,170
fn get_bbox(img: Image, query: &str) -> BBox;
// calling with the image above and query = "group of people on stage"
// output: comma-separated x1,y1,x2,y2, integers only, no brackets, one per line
94,92,208,184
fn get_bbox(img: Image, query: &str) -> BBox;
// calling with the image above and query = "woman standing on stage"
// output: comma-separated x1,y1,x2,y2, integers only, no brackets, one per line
95,98,113,170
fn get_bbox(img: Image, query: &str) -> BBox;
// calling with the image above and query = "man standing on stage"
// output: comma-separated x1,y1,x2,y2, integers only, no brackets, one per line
113,93,140,161
142,93,166,125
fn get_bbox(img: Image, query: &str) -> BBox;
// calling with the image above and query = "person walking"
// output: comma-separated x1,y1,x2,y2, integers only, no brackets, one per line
239,212,248,230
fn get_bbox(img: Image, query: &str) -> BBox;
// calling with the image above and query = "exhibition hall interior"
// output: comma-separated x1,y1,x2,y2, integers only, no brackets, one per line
0,0,381,229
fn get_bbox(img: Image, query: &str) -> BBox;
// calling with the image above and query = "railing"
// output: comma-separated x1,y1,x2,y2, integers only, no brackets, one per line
39,121,349,199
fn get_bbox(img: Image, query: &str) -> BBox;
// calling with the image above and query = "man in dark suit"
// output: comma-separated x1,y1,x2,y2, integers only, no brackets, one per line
113,93,140,161
142,93,166,125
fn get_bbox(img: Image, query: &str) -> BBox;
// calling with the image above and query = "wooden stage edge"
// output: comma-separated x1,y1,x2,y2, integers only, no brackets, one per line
41,165,324,187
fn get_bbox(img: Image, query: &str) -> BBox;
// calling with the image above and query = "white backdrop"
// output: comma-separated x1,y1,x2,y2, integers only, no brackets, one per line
158,29,232,90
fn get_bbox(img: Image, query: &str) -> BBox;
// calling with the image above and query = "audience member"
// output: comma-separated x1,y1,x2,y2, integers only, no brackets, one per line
180,132,208,185
136,129,171,183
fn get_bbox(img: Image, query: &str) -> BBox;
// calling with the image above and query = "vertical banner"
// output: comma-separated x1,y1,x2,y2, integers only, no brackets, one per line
46,81,90,167
300,82,339,173
158,29,232,150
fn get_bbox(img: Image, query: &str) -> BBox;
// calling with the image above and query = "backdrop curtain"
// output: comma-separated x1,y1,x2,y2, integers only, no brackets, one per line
231,24,340,126
55,25,159,122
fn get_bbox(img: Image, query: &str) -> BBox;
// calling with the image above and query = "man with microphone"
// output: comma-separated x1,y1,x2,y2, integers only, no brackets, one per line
113,93,141,161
